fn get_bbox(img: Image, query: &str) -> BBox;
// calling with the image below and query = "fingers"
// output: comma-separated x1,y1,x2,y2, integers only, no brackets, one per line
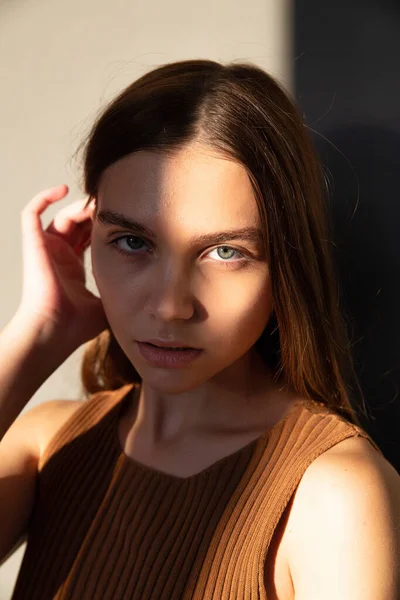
21,185,69,241
46,197,95,237
21,185,96,259
74,236,92,258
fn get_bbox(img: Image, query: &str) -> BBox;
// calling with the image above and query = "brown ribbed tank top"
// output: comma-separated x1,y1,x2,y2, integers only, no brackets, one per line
11,383,383,599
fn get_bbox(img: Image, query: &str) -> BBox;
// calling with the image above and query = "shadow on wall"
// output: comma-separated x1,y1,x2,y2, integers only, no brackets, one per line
320,124,400,468
294,0,400,471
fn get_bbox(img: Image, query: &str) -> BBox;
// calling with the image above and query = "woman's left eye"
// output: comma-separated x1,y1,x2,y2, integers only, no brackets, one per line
108,235,246,263
207,246,245,262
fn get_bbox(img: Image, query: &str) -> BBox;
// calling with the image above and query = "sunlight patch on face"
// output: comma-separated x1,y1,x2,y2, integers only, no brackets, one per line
96,144,262,246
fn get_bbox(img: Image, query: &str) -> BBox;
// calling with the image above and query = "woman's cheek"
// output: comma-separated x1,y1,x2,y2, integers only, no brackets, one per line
226,272,273,332
217,266,271,312
92,242,136,287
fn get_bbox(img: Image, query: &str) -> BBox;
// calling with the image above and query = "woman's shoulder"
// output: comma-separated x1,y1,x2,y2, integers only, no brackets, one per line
281,433,400,597
33,398,85,460
293,397,385,457
297,432,394,486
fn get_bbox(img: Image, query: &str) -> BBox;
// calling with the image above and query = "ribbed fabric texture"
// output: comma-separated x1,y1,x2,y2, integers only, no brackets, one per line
11,383,382,600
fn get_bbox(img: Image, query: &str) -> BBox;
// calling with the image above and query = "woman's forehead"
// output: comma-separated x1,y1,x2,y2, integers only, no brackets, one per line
97,147,259,224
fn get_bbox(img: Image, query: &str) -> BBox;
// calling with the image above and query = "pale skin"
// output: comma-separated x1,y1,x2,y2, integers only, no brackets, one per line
0,143,399,598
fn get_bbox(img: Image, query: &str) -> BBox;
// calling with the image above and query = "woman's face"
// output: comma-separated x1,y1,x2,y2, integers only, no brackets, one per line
91,143,273,393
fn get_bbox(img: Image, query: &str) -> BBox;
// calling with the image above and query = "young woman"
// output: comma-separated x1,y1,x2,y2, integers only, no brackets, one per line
1,59,399,599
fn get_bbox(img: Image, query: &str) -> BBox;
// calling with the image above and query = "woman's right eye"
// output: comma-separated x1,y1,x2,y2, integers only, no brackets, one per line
108,235,149,256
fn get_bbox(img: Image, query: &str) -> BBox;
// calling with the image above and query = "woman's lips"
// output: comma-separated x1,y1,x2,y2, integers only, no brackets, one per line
143,338,200,349
136,341,203,368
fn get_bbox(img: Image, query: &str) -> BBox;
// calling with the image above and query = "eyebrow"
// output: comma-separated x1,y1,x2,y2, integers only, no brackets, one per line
96,209,264,247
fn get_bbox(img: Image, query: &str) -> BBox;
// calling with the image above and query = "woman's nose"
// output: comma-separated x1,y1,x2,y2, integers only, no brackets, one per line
143,271,195,321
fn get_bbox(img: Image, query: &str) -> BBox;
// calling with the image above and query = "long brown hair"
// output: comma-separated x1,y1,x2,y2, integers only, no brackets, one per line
76,59,364,425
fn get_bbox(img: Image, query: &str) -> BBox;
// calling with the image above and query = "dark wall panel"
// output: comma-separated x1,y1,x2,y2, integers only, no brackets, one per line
294,0,400,469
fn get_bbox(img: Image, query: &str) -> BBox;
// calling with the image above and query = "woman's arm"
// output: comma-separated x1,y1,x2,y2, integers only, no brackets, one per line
285,436,400,599
0,314,81,564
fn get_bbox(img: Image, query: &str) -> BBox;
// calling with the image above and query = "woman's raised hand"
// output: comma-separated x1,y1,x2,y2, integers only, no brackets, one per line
15,184,108,353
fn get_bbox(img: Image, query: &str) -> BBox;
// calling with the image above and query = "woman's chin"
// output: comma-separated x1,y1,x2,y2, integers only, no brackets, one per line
135,368,211,396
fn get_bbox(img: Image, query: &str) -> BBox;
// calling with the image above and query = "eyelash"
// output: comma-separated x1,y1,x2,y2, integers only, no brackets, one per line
107,235,249,265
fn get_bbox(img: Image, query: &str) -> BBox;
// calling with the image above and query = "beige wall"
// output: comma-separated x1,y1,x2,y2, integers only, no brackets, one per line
0,0,292,596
